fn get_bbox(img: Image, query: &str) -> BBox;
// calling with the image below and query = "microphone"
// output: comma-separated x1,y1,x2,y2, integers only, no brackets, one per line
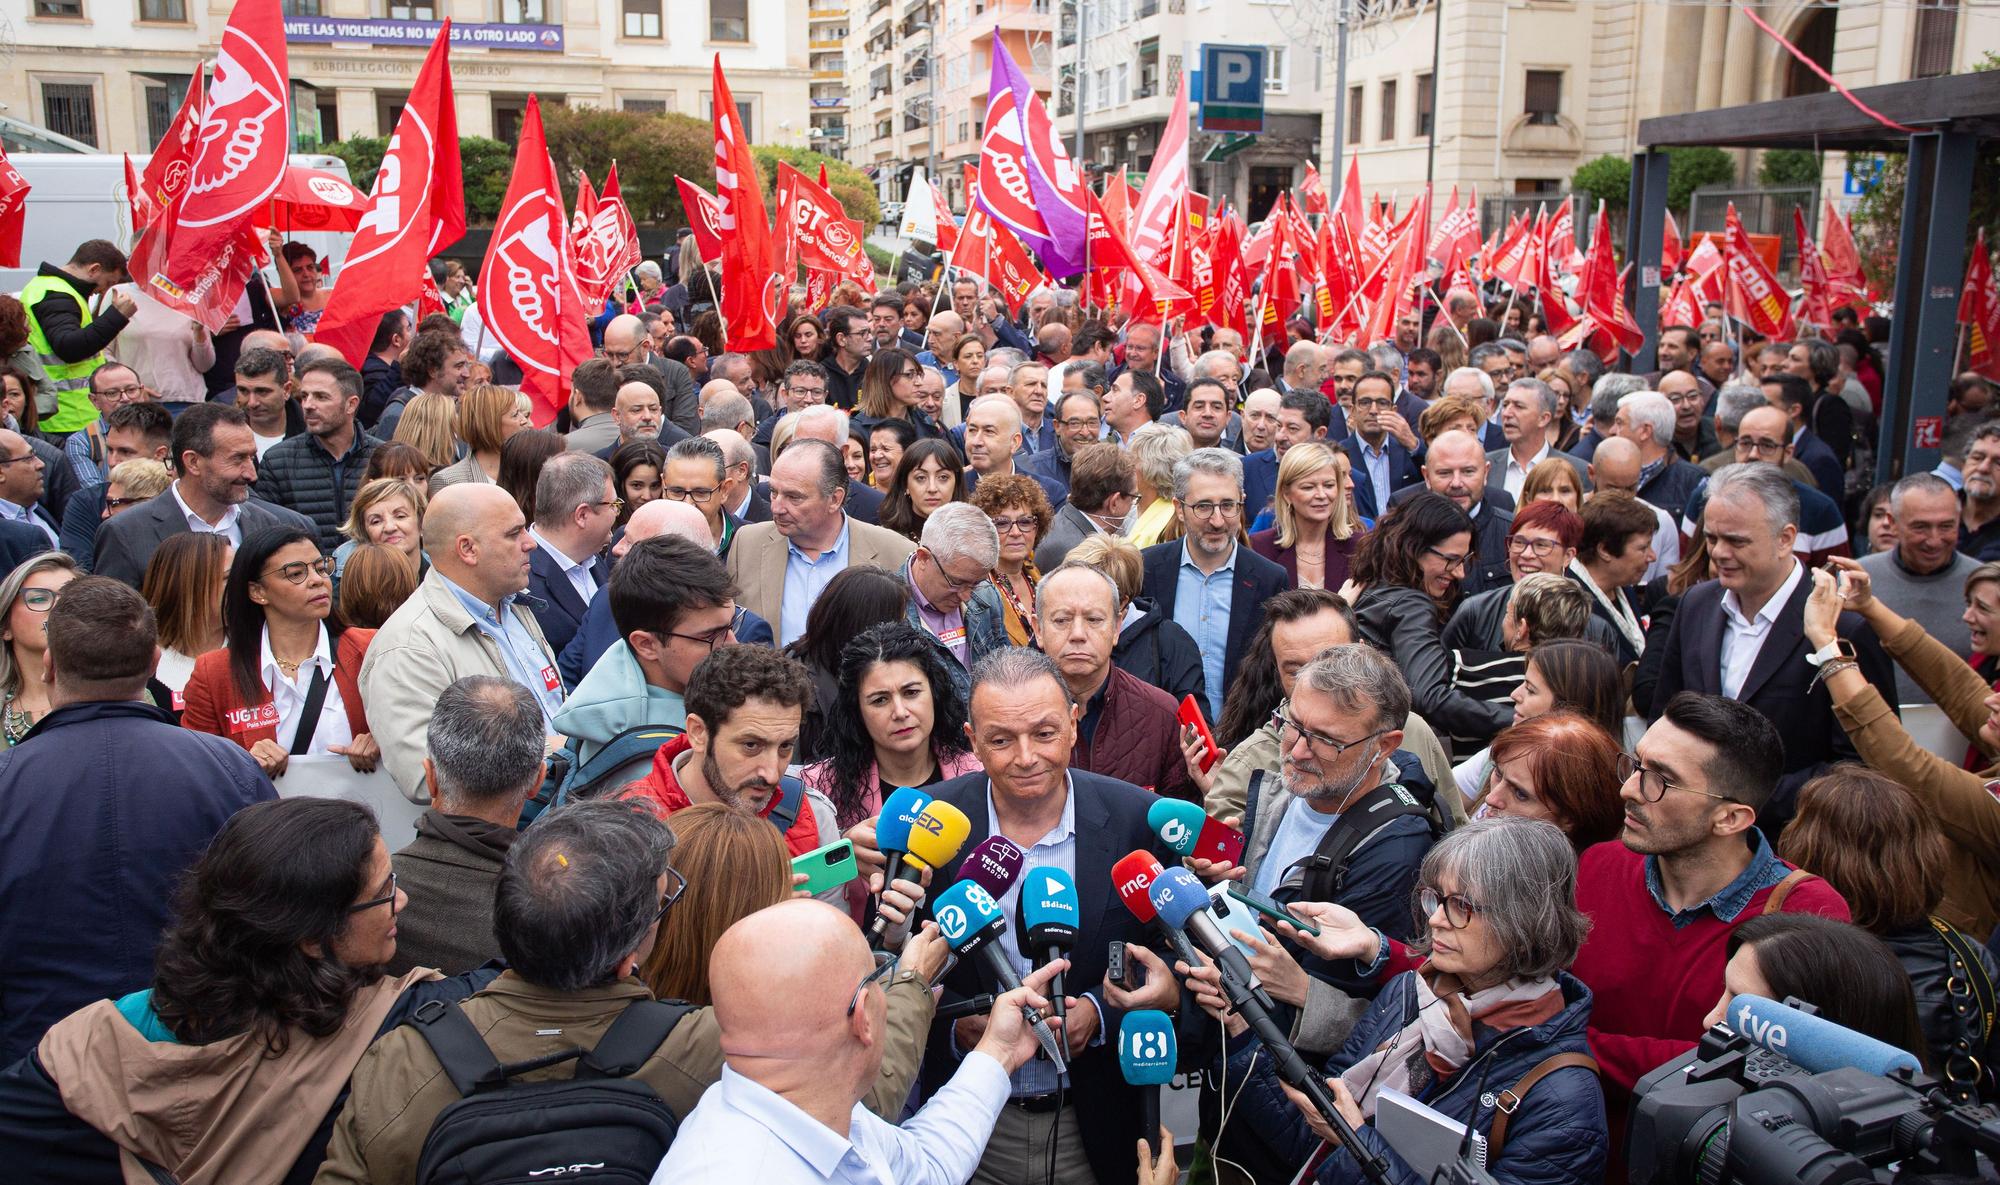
874,786,934,889
1020,866,1079,1028
1118,1009,1177,1159
931,879,1068,1071
1146,798,1247,866
868,798,969,945
1112,850,1205,972
1723,994,1923,1077
1147,867,1273,1013
958,836,1024,900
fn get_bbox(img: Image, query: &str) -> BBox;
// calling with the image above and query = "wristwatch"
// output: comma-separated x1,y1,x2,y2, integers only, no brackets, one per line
1806,638,1857,666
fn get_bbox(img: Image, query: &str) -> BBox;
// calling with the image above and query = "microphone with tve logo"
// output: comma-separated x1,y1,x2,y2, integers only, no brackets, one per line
1020,866,1078,1028
1119,1009,1177,1158
1112,851,1203,972
1147,866,1272,1012
1722,994,1923,1077
932,879,1067,1070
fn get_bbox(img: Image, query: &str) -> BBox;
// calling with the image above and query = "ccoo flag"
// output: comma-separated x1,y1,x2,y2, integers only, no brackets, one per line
975,41,1089,276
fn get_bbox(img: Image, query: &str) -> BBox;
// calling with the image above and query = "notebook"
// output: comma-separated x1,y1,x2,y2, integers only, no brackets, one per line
1374,1086,1488,1178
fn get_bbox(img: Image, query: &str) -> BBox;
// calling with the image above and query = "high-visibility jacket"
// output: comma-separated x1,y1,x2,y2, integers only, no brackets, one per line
20,273,105,435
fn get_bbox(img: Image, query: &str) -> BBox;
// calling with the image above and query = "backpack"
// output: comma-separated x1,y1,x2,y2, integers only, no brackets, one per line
1246,768,1445,904
521,724,686,826
408,996,693,1185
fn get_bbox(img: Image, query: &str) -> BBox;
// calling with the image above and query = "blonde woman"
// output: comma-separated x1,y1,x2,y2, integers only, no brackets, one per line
332,477,428,590
430,382,530,493
1125,422,1193,548
1249,443,1360,590
391,391,459,472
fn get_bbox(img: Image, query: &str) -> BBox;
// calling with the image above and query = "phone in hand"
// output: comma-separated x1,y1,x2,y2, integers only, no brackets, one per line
791,838,859,895
1178,696,1221,774
1226,882,1321,938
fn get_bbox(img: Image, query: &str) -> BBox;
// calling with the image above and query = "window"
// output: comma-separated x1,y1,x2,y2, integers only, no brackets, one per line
711,0,748,41
1095,69,1110,109
1912,0,1959,77
1114,63,1128,105
1515,177,1561,196
1415,71,1433,136
1347,84,1362,144
377,90,410,138
40,82,97,146
1265,46,1287,94
142,75,193,147
389,0,435,16
315,98,339,144
140,0,186,20
1524,69,1561,125
282,0,322,13
623,0,661,37
494,0,552,23
622,97,668,113
33,0,83,15
1379,78,1396,140
703,94,755,138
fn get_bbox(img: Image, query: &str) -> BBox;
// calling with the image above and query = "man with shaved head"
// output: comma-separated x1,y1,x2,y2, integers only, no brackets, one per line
1402,428,1514,594
362,483,561,801
657,899,1059,1181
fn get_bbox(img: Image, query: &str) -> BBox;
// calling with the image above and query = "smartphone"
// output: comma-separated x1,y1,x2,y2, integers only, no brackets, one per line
1226,882,1321,938
1107,940,1132,989
792,838,859,895
1178,695,1221,774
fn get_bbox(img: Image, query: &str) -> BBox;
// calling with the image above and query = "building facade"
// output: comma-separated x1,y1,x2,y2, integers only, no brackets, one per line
6,0,815,154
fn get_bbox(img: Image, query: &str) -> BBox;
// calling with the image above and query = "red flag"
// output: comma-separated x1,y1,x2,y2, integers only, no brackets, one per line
1660,277,1700,330
948,202,1042,313
1427,186,1481,284
1491,210,1536,288
1958,229,2000,380
1547,200,1583,274
478,95,592,424
313,23,463,362
1362,188,1429,345
675,176,724,261
1685,234,1726,306
1281,194,1321,287
1534,210,1576,338
1820,199,1871,309
600,162,643,278
1794,207,1835,334
1212,214,1251,340
1103,173,1136,230
417,265,446,320
1131,76,1190,266
129,0,289,331
1085,190,1191,325
134,64,206,233
1579,201,1642,354
775,162,872,286
0,147,30,269
1662,210,1684,275
1299,161,1332,218
1724,203,1795,341
570,170,611,308
931,182,959,252
712,57,782,351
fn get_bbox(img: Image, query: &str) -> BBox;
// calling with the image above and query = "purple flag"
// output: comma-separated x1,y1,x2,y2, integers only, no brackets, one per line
974,41,1089,276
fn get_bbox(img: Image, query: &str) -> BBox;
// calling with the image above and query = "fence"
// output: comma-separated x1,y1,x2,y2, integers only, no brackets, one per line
1686,186,1816,275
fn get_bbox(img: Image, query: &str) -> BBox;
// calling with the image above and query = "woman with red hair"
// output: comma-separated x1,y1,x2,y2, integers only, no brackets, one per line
1478,711,1624,850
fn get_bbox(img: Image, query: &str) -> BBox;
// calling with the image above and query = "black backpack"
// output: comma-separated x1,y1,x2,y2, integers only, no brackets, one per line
408,996,693,1184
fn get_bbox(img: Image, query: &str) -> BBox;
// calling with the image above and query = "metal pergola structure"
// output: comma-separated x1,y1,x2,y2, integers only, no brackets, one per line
1625,71,2000,481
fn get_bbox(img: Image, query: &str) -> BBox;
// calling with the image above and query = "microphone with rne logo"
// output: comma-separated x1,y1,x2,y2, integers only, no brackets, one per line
1020,866,1079,1027
1146,798,1247,867
931,879,1068,1070
1119,1009,1177,1158
1722,994,1923,1077
957,836,1024,900
868,798,969,945
1112,851,1203,972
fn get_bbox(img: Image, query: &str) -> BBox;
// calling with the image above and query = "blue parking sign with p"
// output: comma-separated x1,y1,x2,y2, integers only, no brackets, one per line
1200,44,1265,134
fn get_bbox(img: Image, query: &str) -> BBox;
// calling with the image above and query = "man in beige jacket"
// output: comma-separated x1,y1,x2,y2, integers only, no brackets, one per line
361,484,563,802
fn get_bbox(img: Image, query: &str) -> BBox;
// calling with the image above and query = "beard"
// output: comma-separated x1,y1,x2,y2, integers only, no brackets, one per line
704,751,780,815
1281,748,1381,806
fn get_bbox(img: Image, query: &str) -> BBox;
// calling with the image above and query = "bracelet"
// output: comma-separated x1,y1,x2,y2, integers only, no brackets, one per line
1810,658,1860,693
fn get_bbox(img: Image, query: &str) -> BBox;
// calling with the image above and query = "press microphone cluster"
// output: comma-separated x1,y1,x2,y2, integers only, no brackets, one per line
931,877,1068,1071
867,787,970,946
1147,798,1247,866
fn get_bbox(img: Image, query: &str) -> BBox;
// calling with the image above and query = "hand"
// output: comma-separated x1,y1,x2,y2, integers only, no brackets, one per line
1276,900,1380,963
1335,578,1364,604
953,1012,989,1054
1379,410,1419,450
1180,723,1218,795
249,738,290,778
900,921,949,984
1826,555,1875,614
1233,925,1310,1008
1102,943,1179,1013
1278,1076,1365,1147
791,871,813,899
1187,845,1247,885
1177,952,1246,1037
1139,1130,1178,1185
1804,566,1843,649
846,818,887,880
329,732,380,773
971,957,1066,1073
109,290,137,318
265,227,283,257
1056,993,1100,1057
872,866,932,950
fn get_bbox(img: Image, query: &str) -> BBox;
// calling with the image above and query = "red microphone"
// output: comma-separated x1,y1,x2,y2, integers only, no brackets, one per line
1113,850,1204,970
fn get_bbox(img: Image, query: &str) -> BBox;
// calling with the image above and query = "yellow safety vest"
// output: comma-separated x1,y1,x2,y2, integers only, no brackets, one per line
20,273,106,435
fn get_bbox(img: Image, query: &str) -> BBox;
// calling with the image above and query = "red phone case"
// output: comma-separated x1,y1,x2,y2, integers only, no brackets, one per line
1178,695,1221,774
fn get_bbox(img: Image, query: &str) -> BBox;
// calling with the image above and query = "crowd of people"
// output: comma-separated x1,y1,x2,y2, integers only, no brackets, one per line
0,231,1994,1185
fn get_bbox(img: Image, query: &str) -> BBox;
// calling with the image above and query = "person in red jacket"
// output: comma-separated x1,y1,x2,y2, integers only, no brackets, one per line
181,526,377,778
1569,691,1850,1167
618,641,837,857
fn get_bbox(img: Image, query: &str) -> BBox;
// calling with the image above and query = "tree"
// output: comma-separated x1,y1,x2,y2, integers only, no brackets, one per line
750,145,880,232
539,106,713,228
322,134,511,223
1571,156,1631,212
1665,147,1738,211
1758,149,1821,188
324,136,388,193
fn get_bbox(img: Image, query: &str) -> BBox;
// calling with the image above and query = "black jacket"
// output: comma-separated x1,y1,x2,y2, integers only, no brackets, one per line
251,431,383,551
1355,584,1513,750
526,544,611,659
26,266,129,364
1112,597,1208,709
1883,923,2000,1103
1636,458,1710,523
1392,484,1516,596
1441,583,1623,654
359,356,401,429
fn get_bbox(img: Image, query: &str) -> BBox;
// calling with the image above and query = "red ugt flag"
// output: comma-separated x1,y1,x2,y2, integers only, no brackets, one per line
1959,229,2000,381
1724,202,1795,341
479,95,592,424
712,56,782,351
675,176,725,262
0,144,29,269
132,63,206,232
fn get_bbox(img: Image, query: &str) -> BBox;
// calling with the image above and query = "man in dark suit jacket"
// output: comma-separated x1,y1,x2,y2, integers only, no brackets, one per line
1764,372,1847,505
524,453,618,657
1344,436,1426,521
1648,464,1895,836
895,650,1181,1185
1391,428,1518,596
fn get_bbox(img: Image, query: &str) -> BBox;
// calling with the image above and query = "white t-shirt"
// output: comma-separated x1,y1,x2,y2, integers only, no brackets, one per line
1252,793,1342,897
252,430,285,459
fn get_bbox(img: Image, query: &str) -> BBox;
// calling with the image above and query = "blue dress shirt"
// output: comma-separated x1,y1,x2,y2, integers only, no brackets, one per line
779,517,852,648
1174,539,1238,723
440,574,564,725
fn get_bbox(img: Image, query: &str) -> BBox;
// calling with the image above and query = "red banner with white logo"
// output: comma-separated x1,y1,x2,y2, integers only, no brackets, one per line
478,95,592,424
132,63,205,233
1958,229,2000,381
1794,206,1835,335
1725,202,1795,341
0,144,29,268
949,202,1043,314
675,176,724,263
776,162,872,286
1820,199,1871,310
712,56,782,351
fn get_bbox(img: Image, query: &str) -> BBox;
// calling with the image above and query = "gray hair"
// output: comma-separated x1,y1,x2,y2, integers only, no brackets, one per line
427,676,548,806
533,452,614,529
1566,350,1606,388
1714,383,1768,434
1590,373,1649,423
967,394,1023,437
1799,337,1839,386
795,404,850,440
920,500,1000,568
1283,340,1322,378
1129,422,1193,495
1890,471,1959,516
1170,446,1245,502
1617,391,1676,444
986,347,1029,370
1007,359,1049,386
1066,361,1108,394
1709,461,1802,533
969,644,1071,706
1293,642,1411,733
495,799,678,991
667,435,727,484
1369,344,1405,374
1505,572,1592,644
1508,377,1558,419
1191,350,1241,380
636,260,663,283
1407,816,1591,979
704,428,755,473
1033,559,1121,624
699,390,754,433
1445,366,1495,403
1495,337,1529,356
783,438,847,498
1468,342,1508,369
710,352,753,387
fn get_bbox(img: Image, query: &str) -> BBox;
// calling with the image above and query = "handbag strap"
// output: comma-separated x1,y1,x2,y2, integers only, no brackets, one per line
289,664,331,755
1485,1052,1599,1160
1929,916,1996,1096
1761,868,1814,915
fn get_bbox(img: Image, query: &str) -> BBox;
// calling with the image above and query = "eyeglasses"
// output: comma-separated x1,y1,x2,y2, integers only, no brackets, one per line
663,620,736,651
19,587,62,612
663,485,718,503
1181,499,1244,519
1506,536,1561,558
0,452,38,467
1736,437,1787,456
594,496,628,512
604,349,636,364
848,950,899,1018
1354,397,1394,411
926,550,984,593
103,495,144,509
785,384,828,400
1419,887,1483,929
348,871,400,914
897,369,923,381
990,516,1039,536
1424,546,1471,573
260,556,333,585
95,384,144,400
1056,416,1100,430
1617,751,1735,804
651,864,689,927
1270,708,1385,759
1666,391,1706,408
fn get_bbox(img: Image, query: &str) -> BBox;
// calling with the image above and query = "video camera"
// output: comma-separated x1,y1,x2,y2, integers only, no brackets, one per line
1628,996,2000,1185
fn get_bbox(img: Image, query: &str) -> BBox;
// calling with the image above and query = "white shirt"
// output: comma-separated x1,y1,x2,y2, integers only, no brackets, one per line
251,430,286,460
1719,559,1805,699
530,526,599,604
652,1058,1012,1185
1501,442,1553,500
260,623,352,756
170,481,243,546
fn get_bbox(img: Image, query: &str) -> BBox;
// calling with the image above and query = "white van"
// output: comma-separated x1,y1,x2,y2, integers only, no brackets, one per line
1,152,356,298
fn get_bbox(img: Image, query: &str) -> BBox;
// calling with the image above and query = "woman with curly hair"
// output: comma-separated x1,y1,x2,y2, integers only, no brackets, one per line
0,797,495,1184
967,473,1053,646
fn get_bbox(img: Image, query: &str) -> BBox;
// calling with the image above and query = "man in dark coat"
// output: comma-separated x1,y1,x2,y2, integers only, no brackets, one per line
250,357,381,551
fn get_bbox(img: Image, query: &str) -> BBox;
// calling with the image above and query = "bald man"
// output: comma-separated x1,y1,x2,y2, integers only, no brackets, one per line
603,312,702,434
558,498,773,686
657,901,1059,1182
1397,429,1515,595
1587,436,1681,585
362,483,563,800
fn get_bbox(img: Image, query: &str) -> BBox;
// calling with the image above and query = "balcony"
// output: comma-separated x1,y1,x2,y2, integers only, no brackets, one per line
808,2,847,13
810,37,843,48
811,95,848,108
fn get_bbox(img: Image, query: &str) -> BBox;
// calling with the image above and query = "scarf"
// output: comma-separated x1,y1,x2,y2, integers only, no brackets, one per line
1568,558,1646,656
1338,968,1564,1119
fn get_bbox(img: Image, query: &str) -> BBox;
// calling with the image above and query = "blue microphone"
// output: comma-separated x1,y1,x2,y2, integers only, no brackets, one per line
866,787,933,946
1147,866,1270,1011
1724,995,1923,1077
1020,866,1079,1028
932,879,1067,1070
1119,1009,1177,1157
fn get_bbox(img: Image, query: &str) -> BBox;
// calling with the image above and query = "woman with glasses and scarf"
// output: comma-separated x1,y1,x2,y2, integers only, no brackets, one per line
182,527,378,778
1194,817,1606,1185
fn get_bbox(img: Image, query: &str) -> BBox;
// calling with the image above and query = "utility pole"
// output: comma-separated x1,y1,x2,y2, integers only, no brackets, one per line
1072,0,1088,164
1424,0,1441,192
1330,0,1350,186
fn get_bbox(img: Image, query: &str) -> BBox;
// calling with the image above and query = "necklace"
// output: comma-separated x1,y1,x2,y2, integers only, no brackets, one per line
3,692,36,746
